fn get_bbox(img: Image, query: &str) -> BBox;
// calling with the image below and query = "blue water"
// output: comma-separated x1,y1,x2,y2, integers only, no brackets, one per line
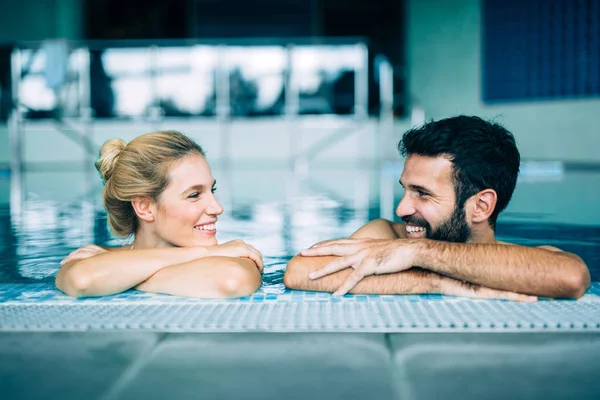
0,165,599,289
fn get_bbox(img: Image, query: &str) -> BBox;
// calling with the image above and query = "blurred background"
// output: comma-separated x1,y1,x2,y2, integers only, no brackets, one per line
0,0,599,284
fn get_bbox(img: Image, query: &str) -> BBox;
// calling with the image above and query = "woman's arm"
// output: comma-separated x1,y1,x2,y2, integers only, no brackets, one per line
56,247,207,297
56,239,263,298
135,256,262,298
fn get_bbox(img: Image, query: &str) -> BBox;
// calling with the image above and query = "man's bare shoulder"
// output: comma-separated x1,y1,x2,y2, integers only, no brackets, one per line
389,222,407,239
352,219,405,240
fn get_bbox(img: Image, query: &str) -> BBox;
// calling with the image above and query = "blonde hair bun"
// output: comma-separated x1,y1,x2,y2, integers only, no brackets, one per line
96,138,127,181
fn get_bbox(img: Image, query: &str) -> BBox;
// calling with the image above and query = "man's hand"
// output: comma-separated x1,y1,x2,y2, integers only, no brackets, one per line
301,238,538,301
437,275,537,302
301,238,416,295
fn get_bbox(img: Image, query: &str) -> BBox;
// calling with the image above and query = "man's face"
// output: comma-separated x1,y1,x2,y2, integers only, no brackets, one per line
396,155,472,243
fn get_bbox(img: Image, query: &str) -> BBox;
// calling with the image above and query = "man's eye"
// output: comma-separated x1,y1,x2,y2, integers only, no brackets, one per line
188,192,200,199
417,190,429,197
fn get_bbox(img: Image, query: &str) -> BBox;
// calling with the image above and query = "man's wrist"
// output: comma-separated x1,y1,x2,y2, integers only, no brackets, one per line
403,238,429,268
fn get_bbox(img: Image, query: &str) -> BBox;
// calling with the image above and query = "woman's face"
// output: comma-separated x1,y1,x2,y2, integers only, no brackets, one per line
151,154,223,247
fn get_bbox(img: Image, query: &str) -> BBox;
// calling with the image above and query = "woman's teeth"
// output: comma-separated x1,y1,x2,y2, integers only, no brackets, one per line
195,224,215,231
406,225,426,233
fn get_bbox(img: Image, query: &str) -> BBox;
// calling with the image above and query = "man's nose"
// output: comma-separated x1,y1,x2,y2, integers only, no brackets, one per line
396,192,415,218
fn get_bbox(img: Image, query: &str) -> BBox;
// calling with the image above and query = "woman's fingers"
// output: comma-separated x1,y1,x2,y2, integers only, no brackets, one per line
239,243,264,272
60,245,106,265
216,240,264,272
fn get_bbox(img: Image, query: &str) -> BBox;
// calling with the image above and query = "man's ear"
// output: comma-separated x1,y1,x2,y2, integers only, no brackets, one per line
471,189,497,223
131,196,156,223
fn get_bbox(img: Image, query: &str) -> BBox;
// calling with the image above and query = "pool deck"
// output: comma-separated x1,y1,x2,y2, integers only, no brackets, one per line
1,331,599,400
2,282,600,399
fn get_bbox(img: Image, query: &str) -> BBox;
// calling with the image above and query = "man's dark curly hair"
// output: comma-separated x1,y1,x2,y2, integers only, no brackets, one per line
398,115,520,228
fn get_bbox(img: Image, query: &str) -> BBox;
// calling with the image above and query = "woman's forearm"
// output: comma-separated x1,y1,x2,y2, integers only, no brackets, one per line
136,257,262,299
56,247,208,297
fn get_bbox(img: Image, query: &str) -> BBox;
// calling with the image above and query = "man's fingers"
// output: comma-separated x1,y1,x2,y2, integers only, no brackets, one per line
309,239,363,249
309,257,355,280
494,290,537,303
309,240,341,249
440,279,538,303
333,269,365,296
301,244,354,257
474,287,537,302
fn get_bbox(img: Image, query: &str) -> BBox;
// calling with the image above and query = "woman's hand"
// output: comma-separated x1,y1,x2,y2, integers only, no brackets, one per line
207,240,264,273
60,244,108,266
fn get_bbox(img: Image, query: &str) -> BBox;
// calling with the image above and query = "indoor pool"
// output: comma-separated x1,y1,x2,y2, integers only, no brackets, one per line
1,163,600,400
1,163,599,287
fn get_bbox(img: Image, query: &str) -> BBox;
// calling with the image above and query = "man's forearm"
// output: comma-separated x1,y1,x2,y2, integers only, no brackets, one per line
415,240,590,298
284,256,438,294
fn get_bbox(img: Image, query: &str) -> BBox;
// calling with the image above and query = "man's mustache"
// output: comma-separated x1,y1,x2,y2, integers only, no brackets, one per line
402,215,431,230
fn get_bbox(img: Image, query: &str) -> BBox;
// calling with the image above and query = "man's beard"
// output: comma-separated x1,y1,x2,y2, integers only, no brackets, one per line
402,204,471,243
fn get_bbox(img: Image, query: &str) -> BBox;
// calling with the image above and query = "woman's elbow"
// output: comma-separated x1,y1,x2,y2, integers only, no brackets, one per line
55,266,93,298
218,263,262,298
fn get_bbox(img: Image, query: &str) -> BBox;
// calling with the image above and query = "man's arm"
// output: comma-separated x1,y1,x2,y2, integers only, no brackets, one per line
414,240,590,298
284,219,536,301
284,219,434,294
284,256,437,294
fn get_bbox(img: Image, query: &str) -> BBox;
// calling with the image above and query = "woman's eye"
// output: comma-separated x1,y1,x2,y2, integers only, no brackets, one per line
188,192,200,199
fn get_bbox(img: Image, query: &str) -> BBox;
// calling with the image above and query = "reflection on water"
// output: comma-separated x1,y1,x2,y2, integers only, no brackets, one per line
0,189,369,290
1,167,599,289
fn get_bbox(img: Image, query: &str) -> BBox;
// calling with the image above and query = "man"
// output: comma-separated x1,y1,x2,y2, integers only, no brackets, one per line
283,116,590,300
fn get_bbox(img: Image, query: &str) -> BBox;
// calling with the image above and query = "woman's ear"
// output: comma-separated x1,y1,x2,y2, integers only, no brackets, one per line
472,189,498,224
131,196,156,223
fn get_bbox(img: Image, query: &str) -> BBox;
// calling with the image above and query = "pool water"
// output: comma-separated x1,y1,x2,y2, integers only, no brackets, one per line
0,164,599,288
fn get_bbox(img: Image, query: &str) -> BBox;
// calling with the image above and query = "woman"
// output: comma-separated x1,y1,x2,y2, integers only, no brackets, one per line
56,130,263,299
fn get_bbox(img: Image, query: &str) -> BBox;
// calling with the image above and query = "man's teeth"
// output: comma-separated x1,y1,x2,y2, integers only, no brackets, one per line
406,225,426,233
195,224,215,231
